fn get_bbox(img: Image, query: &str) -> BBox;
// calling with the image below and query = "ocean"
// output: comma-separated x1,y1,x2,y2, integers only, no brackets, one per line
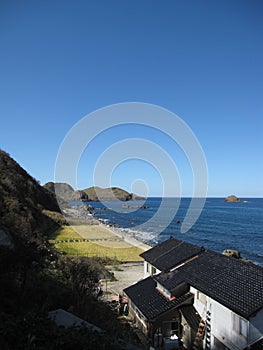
74,197,263,266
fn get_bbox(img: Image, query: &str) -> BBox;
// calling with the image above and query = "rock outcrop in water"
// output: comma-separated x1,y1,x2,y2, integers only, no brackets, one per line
222,249,241,259
225,195,245,203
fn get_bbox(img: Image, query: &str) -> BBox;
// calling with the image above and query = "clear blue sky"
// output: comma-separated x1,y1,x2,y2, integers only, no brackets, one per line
0,0,262,197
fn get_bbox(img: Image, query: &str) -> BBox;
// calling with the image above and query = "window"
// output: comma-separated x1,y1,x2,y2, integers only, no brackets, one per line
171,321,179,335
146,263,149,273
163,320,180,336
152,266,156,275
232,313,248,338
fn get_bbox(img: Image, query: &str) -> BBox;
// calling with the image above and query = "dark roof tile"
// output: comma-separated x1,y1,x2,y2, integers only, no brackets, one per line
180,305,201,331
156,250,263,319
124,276,193,321
140,237,203,271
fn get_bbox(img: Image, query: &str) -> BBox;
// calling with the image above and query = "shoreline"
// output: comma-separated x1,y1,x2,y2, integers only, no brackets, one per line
63,207,152,251
99,222,151,252
63,206,152,252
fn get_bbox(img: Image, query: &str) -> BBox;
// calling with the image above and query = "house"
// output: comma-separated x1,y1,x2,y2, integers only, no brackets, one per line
140,237,204,276
124,238,263,350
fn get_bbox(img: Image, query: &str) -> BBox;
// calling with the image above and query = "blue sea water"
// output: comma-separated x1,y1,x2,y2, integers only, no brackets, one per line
75,198,263,266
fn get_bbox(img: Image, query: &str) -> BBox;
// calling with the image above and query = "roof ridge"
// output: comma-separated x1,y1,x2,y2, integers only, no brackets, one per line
151,240,185,263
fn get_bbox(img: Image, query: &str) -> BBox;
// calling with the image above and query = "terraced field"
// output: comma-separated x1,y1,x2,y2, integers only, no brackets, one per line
49,225,144,262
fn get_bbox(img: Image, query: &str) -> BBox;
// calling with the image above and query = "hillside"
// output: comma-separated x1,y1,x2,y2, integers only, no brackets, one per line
44,183,145,202
0,150,144,349
82,186,145,201
0,150,61,242
44,182,88,202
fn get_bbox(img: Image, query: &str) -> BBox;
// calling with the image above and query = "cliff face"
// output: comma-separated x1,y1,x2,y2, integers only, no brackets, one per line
0,150,61,241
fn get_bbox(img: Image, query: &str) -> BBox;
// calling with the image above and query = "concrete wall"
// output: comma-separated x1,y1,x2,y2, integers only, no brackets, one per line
144,261,161,277
190,287,263,350
128,300,148,335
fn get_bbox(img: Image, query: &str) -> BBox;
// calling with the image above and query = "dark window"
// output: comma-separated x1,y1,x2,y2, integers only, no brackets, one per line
171,321,179,335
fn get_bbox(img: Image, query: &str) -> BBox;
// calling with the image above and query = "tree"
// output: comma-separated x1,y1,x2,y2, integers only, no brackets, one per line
58,256,100,299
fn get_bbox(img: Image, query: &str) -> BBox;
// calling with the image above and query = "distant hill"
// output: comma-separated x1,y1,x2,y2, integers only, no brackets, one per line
44,182,88,202
0,150,62,242
82,186,145,201
44,183,145,202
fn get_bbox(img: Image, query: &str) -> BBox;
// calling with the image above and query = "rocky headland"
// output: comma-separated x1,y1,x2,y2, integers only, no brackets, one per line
44,182,145,203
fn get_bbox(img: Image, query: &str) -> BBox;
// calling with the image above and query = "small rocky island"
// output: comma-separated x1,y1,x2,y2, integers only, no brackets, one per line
225,195,246,203
122,204,149,209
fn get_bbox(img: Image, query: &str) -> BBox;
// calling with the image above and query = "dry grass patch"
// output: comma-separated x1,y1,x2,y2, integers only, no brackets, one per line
49,225,144,262
73,224,118,240
49,225,81,241
54,241,143,262
50,224,119,241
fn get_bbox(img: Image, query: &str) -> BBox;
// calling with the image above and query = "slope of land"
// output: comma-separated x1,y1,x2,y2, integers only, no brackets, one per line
0,149,146,349
44,182,145,202
83,186,145,201
0,150,61,241
44,182,89,202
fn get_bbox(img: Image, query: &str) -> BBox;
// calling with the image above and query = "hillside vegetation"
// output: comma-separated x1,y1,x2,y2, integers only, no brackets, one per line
0,150,139,349
0,150,61,242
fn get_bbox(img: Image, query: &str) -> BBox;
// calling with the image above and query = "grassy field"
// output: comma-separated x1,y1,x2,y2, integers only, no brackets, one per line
50,225,143,262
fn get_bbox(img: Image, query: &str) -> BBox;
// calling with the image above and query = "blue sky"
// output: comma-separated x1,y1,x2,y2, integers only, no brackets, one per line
0,0,262,197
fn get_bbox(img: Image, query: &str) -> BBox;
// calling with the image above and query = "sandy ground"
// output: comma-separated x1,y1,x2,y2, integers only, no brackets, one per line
101,262,145,298
102,224,151,251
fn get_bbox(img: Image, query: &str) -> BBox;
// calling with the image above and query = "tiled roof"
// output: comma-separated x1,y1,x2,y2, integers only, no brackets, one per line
246,337,263,350
155,269,187,291
180,305,201,331
140,237,203,271
48,309,103,332
124,276,193,321
156,250,263,319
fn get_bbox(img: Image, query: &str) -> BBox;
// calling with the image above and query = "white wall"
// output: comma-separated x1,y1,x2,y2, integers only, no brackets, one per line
190,287,255,350
210,299,247,350
143,261,148,277
143,261,161,277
